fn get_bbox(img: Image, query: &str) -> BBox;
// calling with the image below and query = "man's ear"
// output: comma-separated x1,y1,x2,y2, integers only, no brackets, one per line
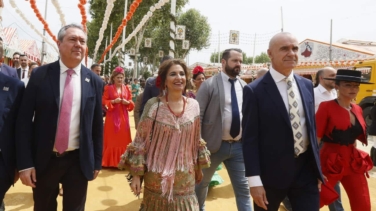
267,49,272,59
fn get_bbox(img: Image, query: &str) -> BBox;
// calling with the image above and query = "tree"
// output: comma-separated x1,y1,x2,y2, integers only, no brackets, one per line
210,51,254,64
210,51,223,63
87,0,189,70
255,52,270,63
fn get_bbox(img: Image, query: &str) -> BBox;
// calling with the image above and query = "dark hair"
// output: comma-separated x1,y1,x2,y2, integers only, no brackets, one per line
221,48,242,61
13,52,21,57
314,69,323,87
90,63,100,70
158,59,189,96
0,37,3,41
193,72,206,80
160,55,173,65
19,54,27,58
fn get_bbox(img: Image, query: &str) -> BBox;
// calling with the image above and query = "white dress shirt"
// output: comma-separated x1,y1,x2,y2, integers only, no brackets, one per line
248,67,309,187
53,60,82,151
313,84,337,113
21,77,29,87
221,72,243,140
20,67,29,80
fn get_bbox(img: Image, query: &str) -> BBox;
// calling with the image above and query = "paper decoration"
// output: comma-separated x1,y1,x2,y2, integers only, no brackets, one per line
105,0,171,63
93,0,116,60
158,50,164,58
182,40,190,49
129,48,135,55
145,38,152,48
229,30,240,45
176,25,186,40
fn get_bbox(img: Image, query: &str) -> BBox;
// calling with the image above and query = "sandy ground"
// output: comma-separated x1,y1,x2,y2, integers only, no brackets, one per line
4,112,376,211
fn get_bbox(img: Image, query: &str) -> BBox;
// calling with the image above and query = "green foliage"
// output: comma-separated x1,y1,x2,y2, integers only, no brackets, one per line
141,69,152,80
210,51,223,63
255,52,270,63
88,0,204,71
209,51,269,64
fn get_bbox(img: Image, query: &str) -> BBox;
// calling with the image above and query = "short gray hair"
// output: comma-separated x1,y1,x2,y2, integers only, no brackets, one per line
57,24,87,42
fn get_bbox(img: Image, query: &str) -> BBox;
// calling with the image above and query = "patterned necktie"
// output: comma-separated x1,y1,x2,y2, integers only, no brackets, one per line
286,76,306,156
229,78,240,139
55,69,74,154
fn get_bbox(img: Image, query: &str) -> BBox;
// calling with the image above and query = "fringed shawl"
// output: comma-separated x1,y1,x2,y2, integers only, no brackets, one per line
120,97,206,202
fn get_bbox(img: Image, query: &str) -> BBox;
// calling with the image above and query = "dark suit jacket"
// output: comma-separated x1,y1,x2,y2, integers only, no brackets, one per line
140,77,159,115
16,60,103,180
242,71,323,189
368,104,376,135
0,72,24,183
1,64,18,79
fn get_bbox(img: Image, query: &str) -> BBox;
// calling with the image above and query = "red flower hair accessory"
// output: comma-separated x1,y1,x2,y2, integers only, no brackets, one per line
114,66,124,74
193,66,204,75
156,76,162,88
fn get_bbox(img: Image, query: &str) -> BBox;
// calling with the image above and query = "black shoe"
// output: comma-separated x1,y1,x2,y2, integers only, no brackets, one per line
371,147,376,166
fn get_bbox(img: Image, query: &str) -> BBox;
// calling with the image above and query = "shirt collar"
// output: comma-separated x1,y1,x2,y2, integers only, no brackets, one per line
59,60,81,75
221,71,238,82
269,66,294,83
317,84,335,94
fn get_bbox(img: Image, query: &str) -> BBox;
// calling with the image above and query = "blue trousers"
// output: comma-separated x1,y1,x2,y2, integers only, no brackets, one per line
195,141,252,211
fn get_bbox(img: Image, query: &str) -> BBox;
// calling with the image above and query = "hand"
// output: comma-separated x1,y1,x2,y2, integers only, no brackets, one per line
14,169,20,184
250,186,268,210
130,175,142,196
318,175,328,192
195,169,203,184
114,98,121,104
19,168,37,188
92,170,100,180
121,99,130,105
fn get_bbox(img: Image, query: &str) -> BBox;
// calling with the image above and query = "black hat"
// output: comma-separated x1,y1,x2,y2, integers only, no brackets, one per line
324,69,373,84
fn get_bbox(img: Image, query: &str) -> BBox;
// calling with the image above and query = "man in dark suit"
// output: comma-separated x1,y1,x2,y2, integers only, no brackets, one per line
16,24,103,211
0,38,17,79
242,32,323,211
140,55,172,115
0,72,24,211
12,52,21,79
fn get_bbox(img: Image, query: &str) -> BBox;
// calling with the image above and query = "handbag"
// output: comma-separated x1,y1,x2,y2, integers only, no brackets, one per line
126,98,160,187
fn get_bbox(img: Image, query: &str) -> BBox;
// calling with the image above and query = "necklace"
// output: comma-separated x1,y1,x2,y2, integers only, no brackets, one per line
336,99,351,111
166,94,186,131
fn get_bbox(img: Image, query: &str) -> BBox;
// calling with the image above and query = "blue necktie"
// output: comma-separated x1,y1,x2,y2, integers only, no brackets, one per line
229,78,240,139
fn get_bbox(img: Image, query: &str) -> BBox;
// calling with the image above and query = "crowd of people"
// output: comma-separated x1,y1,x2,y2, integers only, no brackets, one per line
0,23,375,211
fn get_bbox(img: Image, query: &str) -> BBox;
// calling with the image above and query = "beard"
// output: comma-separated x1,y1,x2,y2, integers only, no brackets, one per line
224,63,241,78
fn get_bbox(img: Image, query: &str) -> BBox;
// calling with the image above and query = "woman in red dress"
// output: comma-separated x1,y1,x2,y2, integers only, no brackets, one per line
316,69,373,211
102,67,134,167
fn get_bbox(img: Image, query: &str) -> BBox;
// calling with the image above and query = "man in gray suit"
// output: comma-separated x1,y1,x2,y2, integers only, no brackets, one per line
195,48,252,211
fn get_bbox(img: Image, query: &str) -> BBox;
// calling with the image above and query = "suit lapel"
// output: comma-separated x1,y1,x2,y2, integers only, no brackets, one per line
263,72,290,126
0,73,9,106
216,73,225,116
294,75,312,127
80,66,91,113
48,61,61,106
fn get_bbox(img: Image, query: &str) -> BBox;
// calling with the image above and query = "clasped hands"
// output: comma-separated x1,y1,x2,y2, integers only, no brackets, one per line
113,98,130,105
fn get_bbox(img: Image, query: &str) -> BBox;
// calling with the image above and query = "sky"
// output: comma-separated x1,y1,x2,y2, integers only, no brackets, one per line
2,0,376,66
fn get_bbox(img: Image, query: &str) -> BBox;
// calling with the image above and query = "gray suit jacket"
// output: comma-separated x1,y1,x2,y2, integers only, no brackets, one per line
196,72,246,153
